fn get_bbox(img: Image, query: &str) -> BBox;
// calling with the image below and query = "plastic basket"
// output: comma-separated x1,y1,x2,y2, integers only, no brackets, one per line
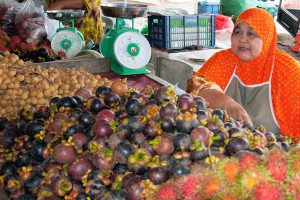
147,14,216,50
257,1,278,18
198,0,220,14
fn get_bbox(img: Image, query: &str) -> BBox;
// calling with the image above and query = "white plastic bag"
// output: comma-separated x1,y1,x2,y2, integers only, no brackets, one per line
15,0,47,44
1,0,22,36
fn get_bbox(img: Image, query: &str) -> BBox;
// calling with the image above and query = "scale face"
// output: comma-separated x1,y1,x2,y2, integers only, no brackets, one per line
51,29,84,58
113,31,151,70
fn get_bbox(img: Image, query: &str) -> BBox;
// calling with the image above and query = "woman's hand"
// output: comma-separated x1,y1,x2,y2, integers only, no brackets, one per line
186,76,253,126
197,88,253,127
222,99,253,126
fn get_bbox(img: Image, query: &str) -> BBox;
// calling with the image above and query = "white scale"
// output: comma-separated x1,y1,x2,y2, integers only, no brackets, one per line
100,4,151,75
46,9,85,58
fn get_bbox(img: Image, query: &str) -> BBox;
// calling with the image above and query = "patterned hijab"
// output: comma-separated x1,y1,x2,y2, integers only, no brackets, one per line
194,8,300,138
234,7,277,84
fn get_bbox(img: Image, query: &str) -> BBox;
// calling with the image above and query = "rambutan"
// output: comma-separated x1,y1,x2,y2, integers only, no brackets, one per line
11,36,21,44
220,193,239,200
289,145,300,159
157,183,177,200
266,160,287,181
267,148,287,161
203,175,221,198
58,50,66,59
289,158,300,174
236,151,261,171
18,42,27,51
240,170,267,191
0,44,5,52
27,43,36,51
252,182,283,200
178,175,201,199
286,176,300,198
8,43,17,51
218,159,240,182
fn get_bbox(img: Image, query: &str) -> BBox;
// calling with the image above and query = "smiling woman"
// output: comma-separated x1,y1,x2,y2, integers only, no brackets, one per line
186,8,300,139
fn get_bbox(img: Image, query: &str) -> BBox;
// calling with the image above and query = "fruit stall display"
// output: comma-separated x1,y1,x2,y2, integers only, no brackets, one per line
0,28,64,63
0,51,298,200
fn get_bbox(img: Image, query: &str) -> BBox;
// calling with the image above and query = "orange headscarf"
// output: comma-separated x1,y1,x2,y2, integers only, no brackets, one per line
194,8,300,138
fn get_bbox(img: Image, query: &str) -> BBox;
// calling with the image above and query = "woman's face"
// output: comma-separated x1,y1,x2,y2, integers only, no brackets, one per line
231,22,263,62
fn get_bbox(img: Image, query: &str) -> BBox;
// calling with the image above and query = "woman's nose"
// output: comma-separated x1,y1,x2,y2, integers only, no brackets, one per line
239,33,247,43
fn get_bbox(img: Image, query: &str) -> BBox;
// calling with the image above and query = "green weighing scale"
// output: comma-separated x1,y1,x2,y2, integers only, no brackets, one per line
46,10,85,59
100,3,151,75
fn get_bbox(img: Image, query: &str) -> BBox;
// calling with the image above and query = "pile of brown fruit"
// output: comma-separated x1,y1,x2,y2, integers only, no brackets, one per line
0,50,111,116
0,75,292,200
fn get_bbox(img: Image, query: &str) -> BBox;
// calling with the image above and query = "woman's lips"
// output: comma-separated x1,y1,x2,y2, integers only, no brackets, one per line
238,47,249,51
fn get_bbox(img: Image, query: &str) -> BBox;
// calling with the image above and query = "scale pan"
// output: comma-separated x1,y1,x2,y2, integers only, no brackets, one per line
100,3,148,18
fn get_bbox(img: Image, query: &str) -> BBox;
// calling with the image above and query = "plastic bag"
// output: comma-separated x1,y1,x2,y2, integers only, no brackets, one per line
220,0,257,22
1,0,22,36
44,13,60,40
15,0,47,44
215,14,234,34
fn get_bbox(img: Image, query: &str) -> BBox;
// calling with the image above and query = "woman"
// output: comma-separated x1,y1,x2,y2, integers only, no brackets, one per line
186,8,300,138
45,0,104,43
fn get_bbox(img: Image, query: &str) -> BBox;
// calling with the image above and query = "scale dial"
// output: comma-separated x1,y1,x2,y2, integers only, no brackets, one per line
51,30,84,58
113,31,151,69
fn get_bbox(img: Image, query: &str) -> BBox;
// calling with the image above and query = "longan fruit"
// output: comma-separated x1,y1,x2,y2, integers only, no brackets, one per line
3,50,10,57
16,74,25,82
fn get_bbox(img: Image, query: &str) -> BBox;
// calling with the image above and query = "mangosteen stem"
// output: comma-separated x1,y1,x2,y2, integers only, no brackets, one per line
61,181,72,191
6,152,13,158
207,147,216,169
211,136,220,141
137,152,145,160
149,138,159,146
104,149,113,157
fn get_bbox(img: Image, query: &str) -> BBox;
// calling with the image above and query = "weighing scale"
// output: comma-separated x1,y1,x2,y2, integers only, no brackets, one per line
100,3,151,75
46,9,85,59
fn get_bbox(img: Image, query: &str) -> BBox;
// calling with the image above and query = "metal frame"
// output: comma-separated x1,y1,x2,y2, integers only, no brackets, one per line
277,0,300,37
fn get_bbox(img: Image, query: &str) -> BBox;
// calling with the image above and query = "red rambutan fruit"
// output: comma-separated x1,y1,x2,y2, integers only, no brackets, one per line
266,160,287,181
157,184,177,200
267,148,287,161
240,170,267,191
27,43,36,51
203,175,221,198
10,36,21,44
18,42,27,51
222,159,240,182
8,43,17,51
221,194,239,200
236,151,261,171
179,175,200,199
58,50,66,59
289,145,300,159
252,182,283,200
0,44,6,52
286,176,300,197
290,158,300,173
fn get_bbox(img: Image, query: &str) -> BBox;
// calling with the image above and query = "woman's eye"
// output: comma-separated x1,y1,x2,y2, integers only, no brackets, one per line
248,32,257,38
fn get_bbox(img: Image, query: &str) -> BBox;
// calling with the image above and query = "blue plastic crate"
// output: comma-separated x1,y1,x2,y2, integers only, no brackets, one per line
198,0,220,14
147,14,216,50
